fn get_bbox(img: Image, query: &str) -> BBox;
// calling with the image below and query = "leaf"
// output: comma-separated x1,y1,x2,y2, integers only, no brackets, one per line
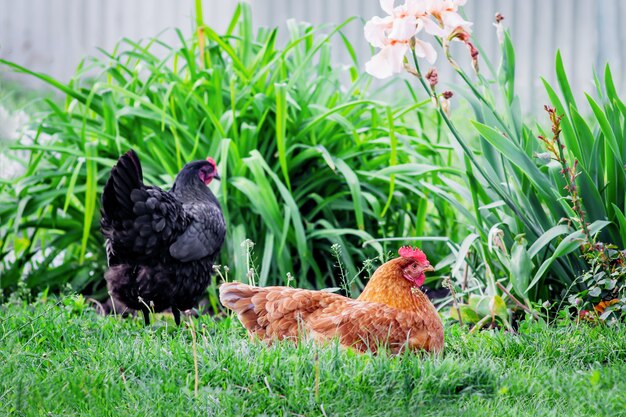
248,151,310,274
468,294,489,317
528,225,571,258
451,233,479,277
577,168,607,223
588,287,601,297
589,370,601,386
500,30,516,103
449,305,481,324
467,294,510,327
510,236,533,299
569,106,594,167
258,232,274,287
527,220,611,293
472,121,560,203
229,224,248,283
541,78,582,165
479,201,506,211
202,25,250,81
333,158,365,231
586,94,621,160
380,107,397,217
611,204,626,247
62,158,84,213
274,83,291,191
0,59,92,109
80,142,98,264
490,295,509,322
555,50,577,112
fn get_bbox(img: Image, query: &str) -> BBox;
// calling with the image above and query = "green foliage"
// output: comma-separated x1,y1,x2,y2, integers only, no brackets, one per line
449,293,512,331
1,300,625,416
508,235,533,302
4,1,626,317
414,28,626,312
573,243,626,321
0,3,459,295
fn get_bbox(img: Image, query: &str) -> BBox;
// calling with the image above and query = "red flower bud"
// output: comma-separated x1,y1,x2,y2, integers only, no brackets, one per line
425,68,438,87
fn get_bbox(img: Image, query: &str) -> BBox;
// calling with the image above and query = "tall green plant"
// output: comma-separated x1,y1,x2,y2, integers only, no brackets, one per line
440,31,625,306
0,3,462,295
360,1,623,313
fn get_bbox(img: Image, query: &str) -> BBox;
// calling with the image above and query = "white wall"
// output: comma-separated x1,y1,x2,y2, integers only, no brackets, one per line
1,0,624,113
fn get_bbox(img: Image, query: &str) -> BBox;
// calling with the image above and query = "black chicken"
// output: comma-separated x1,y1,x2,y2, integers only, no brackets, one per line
101,149,225,325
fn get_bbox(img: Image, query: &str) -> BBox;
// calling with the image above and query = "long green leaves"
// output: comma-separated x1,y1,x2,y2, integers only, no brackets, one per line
426,27,626,303
274,83,290,191
6,3,621,308
0,3,452,293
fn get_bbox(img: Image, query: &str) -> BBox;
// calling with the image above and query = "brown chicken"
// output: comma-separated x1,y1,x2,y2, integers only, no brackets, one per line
219,247,444,354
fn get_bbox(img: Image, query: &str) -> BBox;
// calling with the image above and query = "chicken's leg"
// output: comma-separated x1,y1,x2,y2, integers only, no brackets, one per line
140,307,151,326
172,308,181,326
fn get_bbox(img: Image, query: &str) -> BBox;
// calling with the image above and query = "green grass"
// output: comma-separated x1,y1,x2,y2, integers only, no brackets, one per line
1,297,624,416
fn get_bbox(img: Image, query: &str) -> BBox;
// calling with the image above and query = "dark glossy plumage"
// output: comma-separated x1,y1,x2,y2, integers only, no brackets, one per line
101,149,225,325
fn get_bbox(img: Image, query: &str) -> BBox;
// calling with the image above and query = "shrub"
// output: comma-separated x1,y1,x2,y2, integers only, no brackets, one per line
573,244,626,322
360,0,626,323
0,3,460,296
441,38,624,310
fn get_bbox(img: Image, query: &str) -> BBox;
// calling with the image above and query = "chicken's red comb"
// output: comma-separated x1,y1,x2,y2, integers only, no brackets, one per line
398,246,428,263
206,157,217,168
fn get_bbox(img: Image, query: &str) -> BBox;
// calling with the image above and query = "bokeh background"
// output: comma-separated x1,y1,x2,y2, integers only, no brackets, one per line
1,0,625,114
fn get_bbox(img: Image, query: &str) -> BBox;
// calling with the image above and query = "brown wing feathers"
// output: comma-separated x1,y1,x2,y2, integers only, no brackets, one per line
220,282,444,353
220,283,340,341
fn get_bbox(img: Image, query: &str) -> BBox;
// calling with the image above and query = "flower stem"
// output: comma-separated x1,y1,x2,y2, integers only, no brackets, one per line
410,50,541,239
539,106,592,244
437,37,516,141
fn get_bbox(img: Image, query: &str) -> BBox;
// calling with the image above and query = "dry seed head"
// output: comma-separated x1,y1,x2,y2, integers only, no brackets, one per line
241,239,255,249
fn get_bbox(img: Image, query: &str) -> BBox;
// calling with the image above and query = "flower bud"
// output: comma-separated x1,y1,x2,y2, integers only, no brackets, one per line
441,98,450,116
425,68,438,87
534,152,552,165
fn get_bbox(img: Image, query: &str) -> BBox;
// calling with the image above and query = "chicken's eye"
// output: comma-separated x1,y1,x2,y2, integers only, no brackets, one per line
412,264,418,269
198,168,211,183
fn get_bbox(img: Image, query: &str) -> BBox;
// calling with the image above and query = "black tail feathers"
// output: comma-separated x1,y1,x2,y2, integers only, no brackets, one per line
102,149,144,219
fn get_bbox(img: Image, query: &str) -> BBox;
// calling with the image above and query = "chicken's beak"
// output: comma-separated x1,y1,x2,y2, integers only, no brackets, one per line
213,173,221,181
423,265,435,273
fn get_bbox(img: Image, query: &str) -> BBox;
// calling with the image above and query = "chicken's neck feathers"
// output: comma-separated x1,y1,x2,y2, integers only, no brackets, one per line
172,181,220,207
357,261,436,314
